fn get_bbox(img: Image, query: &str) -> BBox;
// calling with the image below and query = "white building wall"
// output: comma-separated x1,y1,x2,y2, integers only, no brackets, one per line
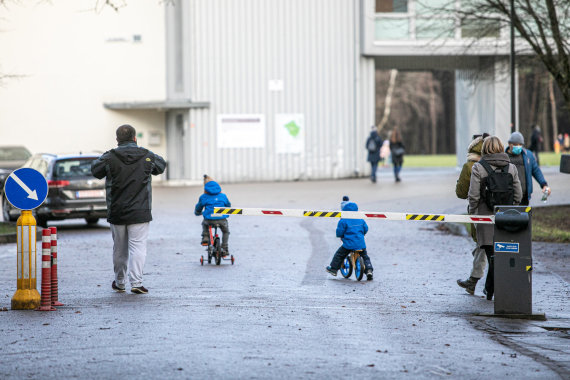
167,0,375,182
0,1,167,157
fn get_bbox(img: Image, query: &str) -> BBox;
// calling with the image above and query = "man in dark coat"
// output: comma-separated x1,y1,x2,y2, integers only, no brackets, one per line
528,125,543,166
91,124,166,294
365,127,383,183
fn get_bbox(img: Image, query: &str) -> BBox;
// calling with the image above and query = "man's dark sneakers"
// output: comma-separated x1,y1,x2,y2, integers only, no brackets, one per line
112,281,125,293
201,238,209,246
366,270,373,281
325,266,337,276
131,286,148,294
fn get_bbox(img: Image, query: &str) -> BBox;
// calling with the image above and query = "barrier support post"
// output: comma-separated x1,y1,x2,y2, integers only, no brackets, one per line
490,205,545,320
11,210,41,310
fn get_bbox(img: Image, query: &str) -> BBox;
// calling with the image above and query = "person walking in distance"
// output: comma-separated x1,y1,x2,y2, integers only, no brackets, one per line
365,126,383,183
528,125,543,166
389,127,405,182
506,131,551,205
468,136,522,300
91,124,166,294
456,133,488,295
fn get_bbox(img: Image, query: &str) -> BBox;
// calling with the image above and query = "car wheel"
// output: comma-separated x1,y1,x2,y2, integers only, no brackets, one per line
85,217,99,225
2,196,17,222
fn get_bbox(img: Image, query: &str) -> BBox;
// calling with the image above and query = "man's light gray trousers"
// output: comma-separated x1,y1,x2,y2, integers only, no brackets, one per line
111,223,149,288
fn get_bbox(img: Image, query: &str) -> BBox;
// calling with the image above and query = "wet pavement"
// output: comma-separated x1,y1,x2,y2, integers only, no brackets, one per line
0,167,568,379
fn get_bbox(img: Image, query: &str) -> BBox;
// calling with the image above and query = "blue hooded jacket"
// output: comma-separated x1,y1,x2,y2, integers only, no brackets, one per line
194,181,231,220
507,147,547,199
336,202,368,250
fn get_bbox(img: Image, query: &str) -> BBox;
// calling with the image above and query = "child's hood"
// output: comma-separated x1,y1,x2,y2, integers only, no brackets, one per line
204,181,222,195
341,202,358,211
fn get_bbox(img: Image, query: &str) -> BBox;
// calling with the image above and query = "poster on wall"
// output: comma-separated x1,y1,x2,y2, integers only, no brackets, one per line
275,114,304,154
217,114,265,148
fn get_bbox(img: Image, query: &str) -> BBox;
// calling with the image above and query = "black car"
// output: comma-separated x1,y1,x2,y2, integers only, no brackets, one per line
2,153,107,227
0,146,32,193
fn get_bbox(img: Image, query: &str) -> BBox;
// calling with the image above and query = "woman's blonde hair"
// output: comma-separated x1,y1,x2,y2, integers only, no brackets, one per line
481,136,504,155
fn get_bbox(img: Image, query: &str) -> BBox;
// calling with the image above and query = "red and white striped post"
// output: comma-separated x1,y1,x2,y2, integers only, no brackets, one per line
37,229,55,311
50,227,63,307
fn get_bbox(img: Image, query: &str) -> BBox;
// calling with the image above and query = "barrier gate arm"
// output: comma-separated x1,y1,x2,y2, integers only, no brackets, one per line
213,207,495,224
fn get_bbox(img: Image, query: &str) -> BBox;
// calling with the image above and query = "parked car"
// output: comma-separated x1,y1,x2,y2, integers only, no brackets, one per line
0,145,32,194
2,153,107,227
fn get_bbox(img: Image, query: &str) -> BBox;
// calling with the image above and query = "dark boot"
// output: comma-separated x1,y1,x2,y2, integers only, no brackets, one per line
456,276,479,295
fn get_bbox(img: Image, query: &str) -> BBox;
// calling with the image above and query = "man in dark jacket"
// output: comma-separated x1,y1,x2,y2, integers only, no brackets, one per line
506,131,551,205
366,127,383,183
91,124,166,294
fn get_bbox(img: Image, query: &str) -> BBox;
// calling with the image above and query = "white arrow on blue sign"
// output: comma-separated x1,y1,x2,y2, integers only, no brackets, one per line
3,168,48,210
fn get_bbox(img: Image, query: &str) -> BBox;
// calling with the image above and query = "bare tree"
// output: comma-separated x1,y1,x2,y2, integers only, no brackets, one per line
421,0,570,111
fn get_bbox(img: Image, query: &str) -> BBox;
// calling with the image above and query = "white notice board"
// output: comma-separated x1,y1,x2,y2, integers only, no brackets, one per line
217,114,265,148
275,114,304,154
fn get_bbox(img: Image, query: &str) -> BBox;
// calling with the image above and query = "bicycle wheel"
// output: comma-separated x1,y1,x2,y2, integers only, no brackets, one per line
214,237,222,265
354,255,365,281
340,256,352,278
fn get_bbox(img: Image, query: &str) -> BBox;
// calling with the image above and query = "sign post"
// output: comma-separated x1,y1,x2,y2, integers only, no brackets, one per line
4,168,48,310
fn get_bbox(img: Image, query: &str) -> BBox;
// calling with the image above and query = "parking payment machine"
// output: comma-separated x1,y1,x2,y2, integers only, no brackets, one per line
493,206,532,315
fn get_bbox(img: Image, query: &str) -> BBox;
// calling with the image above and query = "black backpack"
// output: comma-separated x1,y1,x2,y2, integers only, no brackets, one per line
366,137,378,152
478,159,514,209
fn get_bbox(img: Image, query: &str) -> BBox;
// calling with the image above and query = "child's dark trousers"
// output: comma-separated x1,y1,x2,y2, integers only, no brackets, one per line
329,246,373,272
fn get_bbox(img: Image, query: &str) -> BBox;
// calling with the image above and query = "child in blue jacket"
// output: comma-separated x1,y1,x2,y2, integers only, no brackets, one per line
194,175,231,254
326,200,373,280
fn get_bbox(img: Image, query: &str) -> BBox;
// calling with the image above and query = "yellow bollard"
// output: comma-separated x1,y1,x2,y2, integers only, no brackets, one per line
11,210,41,310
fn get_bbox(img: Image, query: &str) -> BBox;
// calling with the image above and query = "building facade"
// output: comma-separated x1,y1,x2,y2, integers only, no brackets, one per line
0,0,522,183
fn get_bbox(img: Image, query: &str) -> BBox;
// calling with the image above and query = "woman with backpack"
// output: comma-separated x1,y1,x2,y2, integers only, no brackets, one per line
468,136,522,300
366,127,383,183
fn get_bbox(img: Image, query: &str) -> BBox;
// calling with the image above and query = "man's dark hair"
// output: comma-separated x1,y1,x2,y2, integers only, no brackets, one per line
116,124,136,143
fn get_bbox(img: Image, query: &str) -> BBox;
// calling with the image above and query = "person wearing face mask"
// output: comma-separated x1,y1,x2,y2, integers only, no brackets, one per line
506,131,551,205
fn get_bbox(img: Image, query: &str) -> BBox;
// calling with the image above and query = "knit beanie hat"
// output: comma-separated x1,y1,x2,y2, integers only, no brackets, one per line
203,174,214,184
508,131,525,145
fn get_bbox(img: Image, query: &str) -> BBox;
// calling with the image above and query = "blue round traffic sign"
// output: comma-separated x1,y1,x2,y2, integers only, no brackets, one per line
3,168,48,210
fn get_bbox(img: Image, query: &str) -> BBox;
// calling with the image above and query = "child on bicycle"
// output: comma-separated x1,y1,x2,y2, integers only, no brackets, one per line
194,175,231,255
326,199,373,281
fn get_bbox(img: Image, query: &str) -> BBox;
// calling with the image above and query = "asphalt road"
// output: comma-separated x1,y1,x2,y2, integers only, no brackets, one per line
0,167,568,379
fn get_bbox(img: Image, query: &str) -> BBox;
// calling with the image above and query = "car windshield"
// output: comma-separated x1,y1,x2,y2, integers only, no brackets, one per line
0,147,31,161
54,158,96,178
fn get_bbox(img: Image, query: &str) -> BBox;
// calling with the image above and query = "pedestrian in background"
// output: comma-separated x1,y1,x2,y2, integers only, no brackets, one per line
91,124,166,294
564,133,570,153
528,125,543,166
506,131,551,205
456,133,488,295
389,127,405,182
365,126,383,183
468,136,522,300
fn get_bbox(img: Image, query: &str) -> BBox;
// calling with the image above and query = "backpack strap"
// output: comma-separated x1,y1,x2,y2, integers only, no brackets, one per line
478,158,494,175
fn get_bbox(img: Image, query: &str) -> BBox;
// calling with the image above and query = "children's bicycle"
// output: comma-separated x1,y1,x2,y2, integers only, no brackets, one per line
200,224,234,266
339,250,366,281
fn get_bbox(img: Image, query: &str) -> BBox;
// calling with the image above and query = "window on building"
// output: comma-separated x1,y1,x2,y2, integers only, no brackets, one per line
461,19,501,38
376,0,408,13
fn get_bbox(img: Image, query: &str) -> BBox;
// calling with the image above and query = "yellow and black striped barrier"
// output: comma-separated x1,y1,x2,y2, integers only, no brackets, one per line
213,208,243,215
303,211,341,218
406,214,445,222
212,207,495,224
